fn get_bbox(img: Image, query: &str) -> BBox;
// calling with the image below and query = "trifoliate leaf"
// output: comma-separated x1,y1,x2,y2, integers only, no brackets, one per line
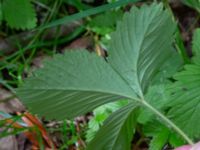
17,3,177,149
17,3,176,120
2,0,37,30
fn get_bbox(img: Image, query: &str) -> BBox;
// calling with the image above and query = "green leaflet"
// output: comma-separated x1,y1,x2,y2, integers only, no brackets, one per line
86,100,128,142
167,64,200,139
88,10,123,35
167,28,200,139
108,3,176,96
17,50,136,119
149,127,170,150
87,103,138,150
143,121,168,150
169,133,185,148
143,120,184,150
2,0,37,29
17,3,178,149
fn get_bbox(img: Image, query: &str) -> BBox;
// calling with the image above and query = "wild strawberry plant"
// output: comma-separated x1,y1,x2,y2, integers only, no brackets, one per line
16,3,200,149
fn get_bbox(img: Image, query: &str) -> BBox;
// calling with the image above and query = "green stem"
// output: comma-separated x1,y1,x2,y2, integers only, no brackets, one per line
141,99,194,145
38,0,140,30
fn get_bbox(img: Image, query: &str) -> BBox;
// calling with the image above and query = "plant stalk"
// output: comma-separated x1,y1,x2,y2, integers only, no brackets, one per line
141,99,194,145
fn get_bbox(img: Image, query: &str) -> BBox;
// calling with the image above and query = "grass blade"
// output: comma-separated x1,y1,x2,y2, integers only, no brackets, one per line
38,0,140,30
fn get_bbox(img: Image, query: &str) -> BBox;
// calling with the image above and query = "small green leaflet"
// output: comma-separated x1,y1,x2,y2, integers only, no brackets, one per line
143,120,184,150
149,127,170,150
88,10,123,35
2,0,37,29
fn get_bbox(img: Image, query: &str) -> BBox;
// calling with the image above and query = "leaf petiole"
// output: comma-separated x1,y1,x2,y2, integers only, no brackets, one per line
140,99,194,145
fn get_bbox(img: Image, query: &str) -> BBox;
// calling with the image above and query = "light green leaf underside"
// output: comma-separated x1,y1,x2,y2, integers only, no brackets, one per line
108,3,176,96
87,103,138,150
16,3,179,149
2,0,37,29
17,50,135,119
17,3,176,123
168,64,200,139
